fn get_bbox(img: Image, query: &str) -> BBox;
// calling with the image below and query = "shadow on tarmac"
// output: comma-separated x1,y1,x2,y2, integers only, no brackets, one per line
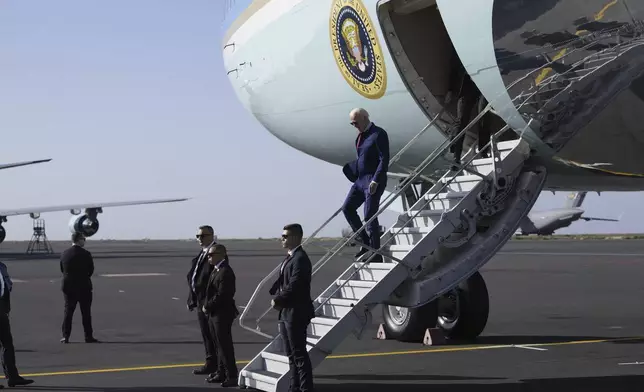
16,375,644,391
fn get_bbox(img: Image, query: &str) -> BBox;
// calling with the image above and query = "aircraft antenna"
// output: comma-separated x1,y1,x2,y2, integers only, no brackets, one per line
26,219,54,255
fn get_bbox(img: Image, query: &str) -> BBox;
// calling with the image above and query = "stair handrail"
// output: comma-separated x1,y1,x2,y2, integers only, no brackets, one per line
310,124,521,318
237,109,449,336
238,34,596,337
241,102,498,336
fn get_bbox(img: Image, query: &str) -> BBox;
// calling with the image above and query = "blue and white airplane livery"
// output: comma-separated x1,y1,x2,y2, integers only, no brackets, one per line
222,0,644,190
220,2,644,388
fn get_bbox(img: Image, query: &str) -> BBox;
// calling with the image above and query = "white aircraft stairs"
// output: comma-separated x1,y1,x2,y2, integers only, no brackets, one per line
228,40,635,389
236,120,549,391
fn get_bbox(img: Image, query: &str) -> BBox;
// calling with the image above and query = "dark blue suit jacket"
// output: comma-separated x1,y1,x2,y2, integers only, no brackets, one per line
269,247,315,323
343,123,390,188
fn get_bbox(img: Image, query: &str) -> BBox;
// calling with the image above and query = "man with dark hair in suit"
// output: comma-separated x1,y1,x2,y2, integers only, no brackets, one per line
60,232,99,344
269,223,314,392
0,261,34,388
203,244,239,387
187,225,218,375
342,108,390,262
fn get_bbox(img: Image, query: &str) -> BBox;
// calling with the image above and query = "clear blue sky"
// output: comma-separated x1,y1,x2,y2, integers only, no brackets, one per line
0,0,638,241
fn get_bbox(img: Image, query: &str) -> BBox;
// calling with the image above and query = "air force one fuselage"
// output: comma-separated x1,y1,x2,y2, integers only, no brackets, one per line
222,0,644,367
223,0,644,193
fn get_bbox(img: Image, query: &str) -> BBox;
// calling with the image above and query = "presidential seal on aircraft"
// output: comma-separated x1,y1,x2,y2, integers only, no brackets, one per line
330,0,387,99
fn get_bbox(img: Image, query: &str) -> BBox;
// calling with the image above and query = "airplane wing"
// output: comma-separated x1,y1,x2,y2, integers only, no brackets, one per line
0,197,189,217
0,159,52,171
580,216,619,222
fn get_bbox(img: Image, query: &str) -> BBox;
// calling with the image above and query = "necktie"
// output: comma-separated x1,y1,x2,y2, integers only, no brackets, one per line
191,250,206,292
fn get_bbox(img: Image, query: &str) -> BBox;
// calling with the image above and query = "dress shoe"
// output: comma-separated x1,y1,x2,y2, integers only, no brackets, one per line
193,366,212,375
85,337,100,343
7,377,34,387
206,373,223,383
354,247,368,259
60,337,69,344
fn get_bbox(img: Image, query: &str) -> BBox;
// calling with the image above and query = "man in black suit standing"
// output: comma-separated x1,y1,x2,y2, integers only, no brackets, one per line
187,225,217,375
0,261,34,387
60,232,99,344
269,223,314,392
202,244,239,387
342,108,390,262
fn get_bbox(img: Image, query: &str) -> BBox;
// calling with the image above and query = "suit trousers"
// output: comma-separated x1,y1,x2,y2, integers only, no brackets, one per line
0,312,19,380
62,290,93,339
197,309,217,368
342,182,384,251
450,92,478,163
209,316,237,380
279,320,313,392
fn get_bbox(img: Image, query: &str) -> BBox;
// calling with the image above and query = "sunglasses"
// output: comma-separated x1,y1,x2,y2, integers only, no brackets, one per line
196,234,210,238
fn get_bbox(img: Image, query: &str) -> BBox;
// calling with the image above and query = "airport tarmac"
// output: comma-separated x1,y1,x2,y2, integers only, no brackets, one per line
0,238,642,391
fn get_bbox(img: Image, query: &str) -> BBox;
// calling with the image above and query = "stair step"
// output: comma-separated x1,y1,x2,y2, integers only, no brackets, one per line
331,279,376,301
351,262,395,280
390,226,432,246
240,369,280,389
497,140,521,150
315,297,356,318
390,226,432,234
353,261,395,269
309,316,340,336
386,244,415,260
441,174,481,192
420,191,468,211
261,352,290,374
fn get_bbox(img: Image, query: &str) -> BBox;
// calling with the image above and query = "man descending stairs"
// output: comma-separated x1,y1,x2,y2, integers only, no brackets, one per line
237,126,547,391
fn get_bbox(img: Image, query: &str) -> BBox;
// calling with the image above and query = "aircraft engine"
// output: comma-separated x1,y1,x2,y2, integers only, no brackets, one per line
68,214,100,237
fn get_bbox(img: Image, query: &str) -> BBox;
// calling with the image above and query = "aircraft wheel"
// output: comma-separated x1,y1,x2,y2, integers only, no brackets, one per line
381,301,438,342
436,270,489,340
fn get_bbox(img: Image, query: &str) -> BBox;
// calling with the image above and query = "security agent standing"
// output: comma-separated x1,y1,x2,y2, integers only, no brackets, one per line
342,108,390,262
60,232,99,343
0,262,34,388
269,223,314,392
187,225,218,375
202,244,239,387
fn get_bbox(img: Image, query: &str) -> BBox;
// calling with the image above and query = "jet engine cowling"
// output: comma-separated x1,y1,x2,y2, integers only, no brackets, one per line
69,214,100,237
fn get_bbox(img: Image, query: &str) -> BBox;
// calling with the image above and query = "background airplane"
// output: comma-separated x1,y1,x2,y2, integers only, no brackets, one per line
518,192,621,236
0,158,188,244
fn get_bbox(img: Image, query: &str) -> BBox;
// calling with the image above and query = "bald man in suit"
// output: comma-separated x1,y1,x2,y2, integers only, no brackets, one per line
342,108,390,262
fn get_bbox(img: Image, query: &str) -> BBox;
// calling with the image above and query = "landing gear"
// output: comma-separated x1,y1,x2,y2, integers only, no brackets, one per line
436,270,489,340
381,301,438,342
381,271,489,342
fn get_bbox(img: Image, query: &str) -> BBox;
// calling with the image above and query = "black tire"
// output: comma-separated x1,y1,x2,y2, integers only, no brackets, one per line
436,270,489,340
381,301,438,342
0,225,5,244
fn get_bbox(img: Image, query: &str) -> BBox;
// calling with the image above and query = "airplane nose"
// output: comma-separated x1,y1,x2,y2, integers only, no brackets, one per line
220,0,358,166
219,0,446,170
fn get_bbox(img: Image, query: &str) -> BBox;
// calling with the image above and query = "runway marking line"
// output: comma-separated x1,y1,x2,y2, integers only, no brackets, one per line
6,335,644,379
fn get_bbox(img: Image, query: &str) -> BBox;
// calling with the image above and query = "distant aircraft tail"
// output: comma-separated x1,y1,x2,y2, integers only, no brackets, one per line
564,191,587,208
